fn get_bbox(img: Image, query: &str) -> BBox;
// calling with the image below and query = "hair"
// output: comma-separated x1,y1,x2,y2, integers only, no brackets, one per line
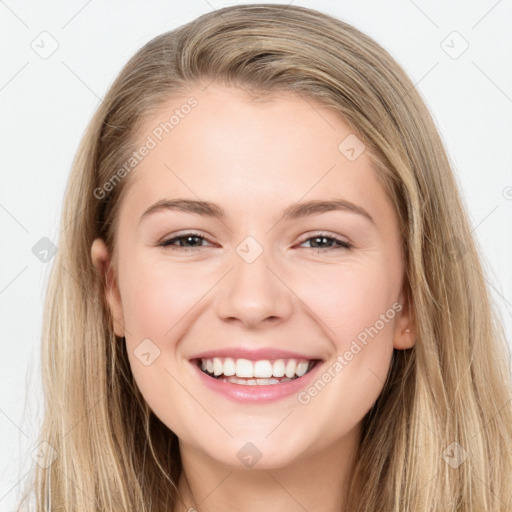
17,3,512,511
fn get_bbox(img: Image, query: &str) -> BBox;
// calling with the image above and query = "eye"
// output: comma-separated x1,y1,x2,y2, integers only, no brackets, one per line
158,231,353,252
298,232,352,252
159,231,212,251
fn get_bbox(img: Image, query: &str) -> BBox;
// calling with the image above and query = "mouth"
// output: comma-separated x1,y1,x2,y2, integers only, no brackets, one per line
193,357,320,386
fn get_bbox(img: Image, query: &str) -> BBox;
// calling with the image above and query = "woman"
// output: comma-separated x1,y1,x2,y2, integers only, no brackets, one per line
19,3,512,511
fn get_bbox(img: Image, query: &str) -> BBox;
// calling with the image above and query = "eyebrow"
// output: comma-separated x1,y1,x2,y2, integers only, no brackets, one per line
139,198,375,225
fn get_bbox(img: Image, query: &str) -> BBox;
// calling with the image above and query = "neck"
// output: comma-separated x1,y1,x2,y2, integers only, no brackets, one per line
172,425,361,512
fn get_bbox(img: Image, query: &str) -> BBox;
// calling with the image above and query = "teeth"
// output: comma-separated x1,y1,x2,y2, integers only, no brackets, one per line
213,357,223,376
254,360,273,378
198,357,315,380
236,359,254,378
223,357,236,376
296,361,309,377
272,360,285,377
285,359,296,378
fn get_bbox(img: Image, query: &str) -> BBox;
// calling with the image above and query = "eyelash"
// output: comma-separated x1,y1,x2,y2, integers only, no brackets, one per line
159,231,353,252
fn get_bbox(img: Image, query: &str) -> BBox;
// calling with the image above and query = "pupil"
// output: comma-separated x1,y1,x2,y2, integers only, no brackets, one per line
313,236,328,248
184,236,200,246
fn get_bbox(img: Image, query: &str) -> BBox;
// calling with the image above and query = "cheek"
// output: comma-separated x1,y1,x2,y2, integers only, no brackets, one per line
296,259,399,406
118,254,222,394
300,257,399,345
119,257,209,425
120,255,207,340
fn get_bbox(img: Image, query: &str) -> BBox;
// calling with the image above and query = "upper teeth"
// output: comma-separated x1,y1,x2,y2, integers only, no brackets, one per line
200,357,312,379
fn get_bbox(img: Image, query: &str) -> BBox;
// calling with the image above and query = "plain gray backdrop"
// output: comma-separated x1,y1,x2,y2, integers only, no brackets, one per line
1,1,511,510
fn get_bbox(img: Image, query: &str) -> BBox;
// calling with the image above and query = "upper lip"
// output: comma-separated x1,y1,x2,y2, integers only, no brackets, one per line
190,347,322,361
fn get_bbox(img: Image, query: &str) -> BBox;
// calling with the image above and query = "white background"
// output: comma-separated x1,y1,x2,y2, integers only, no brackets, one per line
1,1,511,509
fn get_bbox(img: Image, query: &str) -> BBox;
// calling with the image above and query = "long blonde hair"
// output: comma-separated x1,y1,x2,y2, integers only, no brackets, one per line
18,4,512,510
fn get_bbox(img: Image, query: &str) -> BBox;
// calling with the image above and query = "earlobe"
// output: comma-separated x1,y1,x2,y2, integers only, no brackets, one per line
394,327,415,350
90,238,125,337
393,287,416,350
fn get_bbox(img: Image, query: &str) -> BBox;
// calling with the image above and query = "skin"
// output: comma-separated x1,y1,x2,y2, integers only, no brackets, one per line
91,84,415,512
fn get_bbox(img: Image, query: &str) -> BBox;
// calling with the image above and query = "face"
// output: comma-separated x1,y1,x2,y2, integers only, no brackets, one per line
91,84,415,470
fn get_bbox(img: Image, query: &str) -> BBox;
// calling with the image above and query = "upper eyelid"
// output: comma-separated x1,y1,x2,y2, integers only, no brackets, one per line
297,231,349,243
162,230,347,240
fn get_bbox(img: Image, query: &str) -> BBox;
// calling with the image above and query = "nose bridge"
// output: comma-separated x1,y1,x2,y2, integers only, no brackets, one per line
215,235,293,326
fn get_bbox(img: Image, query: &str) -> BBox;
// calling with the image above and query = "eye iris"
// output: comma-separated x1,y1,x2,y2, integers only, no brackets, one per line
311,236,331,249
182,235,202,246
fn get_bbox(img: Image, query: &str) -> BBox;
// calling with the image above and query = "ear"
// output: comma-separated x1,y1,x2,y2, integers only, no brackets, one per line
393,284,416,350
90,238,125,337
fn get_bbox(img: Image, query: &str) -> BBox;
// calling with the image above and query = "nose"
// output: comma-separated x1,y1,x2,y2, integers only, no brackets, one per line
215,245,293,329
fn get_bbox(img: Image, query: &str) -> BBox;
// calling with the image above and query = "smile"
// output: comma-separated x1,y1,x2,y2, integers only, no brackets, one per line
196,357,318,385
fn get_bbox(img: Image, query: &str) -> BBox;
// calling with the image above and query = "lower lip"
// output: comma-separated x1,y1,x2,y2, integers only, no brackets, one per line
190,359,323,403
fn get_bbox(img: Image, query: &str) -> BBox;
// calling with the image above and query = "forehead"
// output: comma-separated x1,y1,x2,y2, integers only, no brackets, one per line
119,84,396,230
